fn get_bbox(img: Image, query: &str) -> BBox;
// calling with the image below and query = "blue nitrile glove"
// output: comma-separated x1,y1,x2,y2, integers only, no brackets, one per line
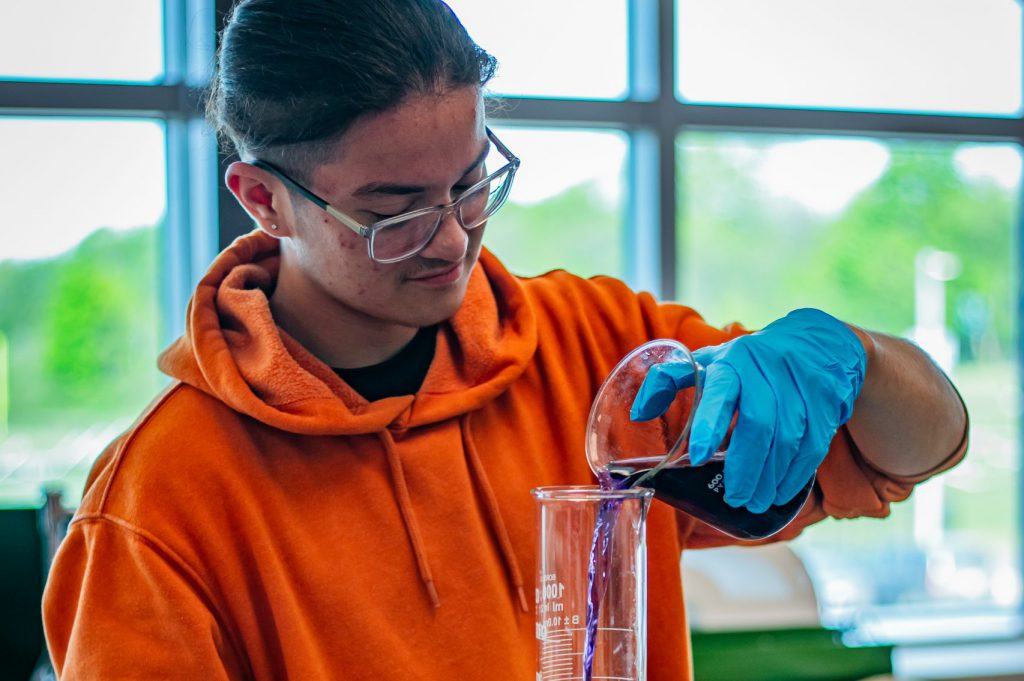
630,308,867,513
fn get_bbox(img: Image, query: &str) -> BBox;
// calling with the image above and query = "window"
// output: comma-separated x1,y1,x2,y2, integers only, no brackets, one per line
0,0,213,508
0,119,167,506
0,0,164,82
677,0,1022,116
484,126,629,279
679,132,1021,632
448,0,630,100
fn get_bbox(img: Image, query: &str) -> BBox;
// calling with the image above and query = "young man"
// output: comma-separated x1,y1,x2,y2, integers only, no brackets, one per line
43,1,967,679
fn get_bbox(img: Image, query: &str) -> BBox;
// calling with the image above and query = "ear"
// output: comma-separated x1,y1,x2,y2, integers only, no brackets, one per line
224,161,296,237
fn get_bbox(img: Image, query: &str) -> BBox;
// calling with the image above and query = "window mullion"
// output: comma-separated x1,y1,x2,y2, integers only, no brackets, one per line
657,0,679,300
163,0,219,343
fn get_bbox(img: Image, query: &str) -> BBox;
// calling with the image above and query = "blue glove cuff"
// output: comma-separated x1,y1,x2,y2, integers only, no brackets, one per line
779,308,867,424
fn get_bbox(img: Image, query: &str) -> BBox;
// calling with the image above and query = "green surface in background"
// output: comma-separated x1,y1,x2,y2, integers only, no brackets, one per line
691,627,893,681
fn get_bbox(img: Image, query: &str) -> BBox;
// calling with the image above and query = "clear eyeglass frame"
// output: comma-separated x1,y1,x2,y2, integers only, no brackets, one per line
250,127,520,264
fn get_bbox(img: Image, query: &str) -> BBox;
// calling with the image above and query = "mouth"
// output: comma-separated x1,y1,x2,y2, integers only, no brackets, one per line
408,261,463,286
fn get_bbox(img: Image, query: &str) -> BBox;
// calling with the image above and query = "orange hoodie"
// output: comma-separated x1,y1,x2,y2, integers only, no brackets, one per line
43,230,964,680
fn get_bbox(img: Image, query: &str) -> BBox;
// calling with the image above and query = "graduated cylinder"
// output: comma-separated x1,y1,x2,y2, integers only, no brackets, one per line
532,485,653,681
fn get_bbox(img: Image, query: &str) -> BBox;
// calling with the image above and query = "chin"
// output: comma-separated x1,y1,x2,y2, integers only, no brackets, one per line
416,295,465,326
387,253,480,326
403,283,468,327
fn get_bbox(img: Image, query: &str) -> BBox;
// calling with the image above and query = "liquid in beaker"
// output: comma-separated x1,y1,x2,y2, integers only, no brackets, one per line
606,454,813,540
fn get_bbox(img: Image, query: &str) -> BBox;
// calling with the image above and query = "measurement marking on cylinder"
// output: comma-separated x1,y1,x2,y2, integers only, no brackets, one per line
540,677,635,681
540,651,579,659
539,652,575,661
540,677,635,680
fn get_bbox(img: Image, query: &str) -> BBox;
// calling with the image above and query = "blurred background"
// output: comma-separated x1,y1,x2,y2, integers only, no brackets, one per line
0,0,1021,679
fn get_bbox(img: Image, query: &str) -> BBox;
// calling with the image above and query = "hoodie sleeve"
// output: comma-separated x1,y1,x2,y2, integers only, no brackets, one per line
43,516,247,680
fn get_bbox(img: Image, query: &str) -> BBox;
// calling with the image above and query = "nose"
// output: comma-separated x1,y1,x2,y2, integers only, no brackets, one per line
418,209,468,262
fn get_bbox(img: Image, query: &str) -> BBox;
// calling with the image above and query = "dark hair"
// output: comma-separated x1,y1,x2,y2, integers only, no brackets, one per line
205,0,497,180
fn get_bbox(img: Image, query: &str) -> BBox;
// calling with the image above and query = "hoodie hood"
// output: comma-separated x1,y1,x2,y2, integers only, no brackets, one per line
160,229,538,613
158,229,538,434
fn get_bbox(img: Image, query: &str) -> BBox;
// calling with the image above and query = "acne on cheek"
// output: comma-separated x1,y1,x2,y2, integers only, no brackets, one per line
331,224,360,252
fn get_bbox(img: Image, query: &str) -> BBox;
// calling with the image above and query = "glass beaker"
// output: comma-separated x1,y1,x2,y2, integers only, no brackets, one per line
533,485,654,681
586,339,702,483
586,339,815,540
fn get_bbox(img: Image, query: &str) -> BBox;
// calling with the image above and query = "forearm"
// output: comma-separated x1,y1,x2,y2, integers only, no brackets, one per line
844,325,968,478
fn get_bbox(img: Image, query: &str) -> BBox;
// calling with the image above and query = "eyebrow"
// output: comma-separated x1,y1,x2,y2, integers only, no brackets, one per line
352,141,491,197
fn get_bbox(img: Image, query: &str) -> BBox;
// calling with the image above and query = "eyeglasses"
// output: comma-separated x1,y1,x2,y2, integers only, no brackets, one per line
251,128,520,264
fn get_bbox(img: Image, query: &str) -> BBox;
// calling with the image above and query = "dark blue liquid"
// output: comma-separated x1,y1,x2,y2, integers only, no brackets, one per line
607,456,813,540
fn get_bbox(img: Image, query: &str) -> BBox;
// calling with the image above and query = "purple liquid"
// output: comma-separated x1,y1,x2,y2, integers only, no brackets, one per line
582,474,628,680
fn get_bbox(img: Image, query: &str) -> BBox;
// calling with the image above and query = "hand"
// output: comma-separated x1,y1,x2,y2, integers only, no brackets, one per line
630,308,867,513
